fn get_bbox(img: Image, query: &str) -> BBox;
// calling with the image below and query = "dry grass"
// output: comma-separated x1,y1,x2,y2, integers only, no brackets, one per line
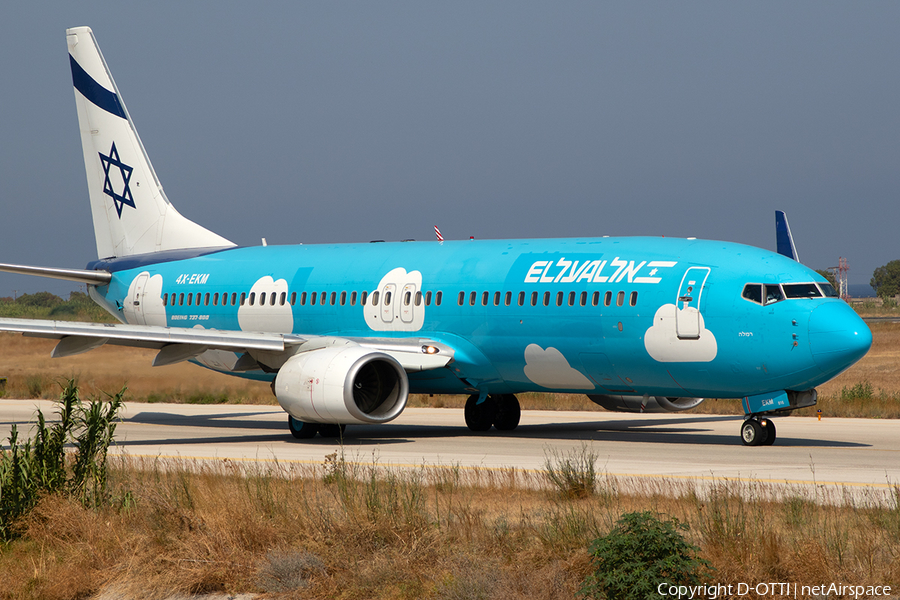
0,456,897,600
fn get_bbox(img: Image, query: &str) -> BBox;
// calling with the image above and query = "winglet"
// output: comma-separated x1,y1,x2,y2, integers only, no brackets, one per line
775,210,799,262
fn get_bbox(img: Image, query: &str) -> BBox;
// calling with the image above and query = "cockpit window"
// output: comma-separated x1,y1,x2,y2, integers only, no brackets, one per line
742,284,763,304
818,282,839,297
783,283,822,299
765,284,784,304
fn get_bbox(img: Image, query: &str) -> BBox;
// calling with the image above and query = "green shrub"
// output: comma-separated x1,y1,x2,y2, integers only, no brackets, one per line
579,511,711,600
0,380,125,540
841,381,874,400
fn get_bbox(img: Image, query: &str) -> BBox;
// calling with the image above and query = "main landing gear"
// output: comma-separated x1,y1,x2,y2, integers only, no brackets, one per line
464,394,521,432
288,415,346,439
740,417,776,446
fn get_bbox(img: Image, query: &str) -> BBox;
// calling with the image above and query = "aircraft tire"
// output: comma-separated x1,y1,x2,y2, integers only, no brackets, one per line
319,424,347,438
465,394,498,432
493,394,521,431
288,415,319,439
760,419,776,446
740,419,767,446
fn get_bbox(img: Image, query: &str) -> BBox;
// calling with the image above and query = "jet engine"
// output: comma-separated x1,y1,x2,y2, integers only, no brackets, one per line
587,394,704,413
274,346,409,424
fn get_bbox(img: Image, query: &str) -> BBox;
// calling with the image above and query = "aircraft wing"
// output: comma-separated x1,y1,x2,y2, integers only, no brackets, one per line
0,317,453,370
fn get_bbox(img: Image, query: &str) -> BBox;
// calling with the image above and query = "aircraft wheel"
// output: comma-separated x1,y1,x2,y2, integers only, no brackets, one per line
319,424,347,438
465,394,498,432
288,415,318,439
740,419,766,446
493,394,521,431
760,419,776,446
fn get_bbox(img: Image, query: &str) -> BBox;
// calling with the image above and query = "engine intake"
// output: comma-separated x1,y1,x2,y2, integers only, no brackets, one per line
274,346,409,424
587,394,704,413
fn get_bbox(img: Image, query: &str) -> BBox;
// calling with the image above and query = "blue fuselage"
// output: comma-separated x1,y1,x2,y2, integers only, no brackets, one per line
86,236,871,400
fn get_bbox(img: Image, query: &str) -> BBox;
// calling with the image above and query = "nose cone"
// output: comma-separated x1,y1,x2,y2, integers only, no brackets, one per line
808,302,872,378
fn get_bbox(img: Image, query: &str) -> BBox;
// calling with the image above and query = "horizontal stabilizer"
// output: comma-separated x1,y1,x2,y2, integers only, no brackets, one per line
0,263,111,285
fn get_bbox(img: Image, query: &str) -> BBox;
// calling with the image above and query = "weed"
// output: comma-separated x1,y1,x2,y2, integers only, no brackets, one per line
256,549,325,592
0,380,125,540
543,443,600,499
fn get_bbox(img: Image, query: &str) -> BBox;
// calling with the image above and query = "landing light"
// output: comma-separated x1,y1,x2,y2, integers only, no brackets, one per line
422,345,440,355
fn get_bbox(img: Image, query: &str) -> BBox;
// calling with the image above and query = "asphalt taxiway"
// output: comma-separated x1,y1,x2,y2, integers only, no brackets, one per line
2,400,898,500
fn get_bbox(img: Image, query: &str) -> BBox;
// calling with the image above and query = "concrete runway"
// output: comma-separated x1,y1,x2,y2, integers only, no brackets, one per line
2,399,898,500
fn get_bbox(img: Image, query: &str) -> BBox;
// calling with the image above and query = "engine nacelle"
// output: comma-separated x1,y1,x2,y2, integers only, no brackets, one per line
274,346,409,424
587,394,704,413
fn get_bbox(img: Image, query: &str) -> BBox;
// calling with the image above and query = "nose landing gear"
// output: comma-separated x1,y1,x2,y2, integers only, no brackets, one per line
740,417,776,446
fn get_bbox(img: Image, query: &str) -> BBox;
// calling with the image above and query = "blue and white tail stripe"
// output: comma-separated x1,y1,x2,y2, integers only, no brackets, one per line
69,54,126,119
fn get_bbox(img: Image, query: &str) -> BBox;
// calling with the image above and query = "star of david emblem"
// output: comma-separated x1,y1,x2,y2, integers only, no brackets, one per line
98,141,136,218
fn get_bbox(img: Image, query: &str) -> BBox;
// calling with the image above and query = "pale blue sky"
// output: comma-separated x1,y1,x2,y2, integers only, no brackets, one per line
1,1,898,297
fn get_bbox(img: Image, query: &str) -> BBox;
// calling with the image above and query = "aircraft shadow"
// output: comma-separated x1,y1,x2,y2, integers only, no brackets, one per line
121,410,868,449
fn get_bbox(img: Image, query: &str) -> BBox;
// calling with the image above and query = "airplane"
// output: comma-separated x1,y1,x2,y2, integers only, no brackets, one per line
0,27,872,446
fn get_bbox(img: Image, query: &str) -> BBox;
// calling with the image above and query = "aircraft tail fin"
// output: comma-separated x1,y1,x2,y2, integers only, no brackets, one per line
775,210,799,262
66,27,235,259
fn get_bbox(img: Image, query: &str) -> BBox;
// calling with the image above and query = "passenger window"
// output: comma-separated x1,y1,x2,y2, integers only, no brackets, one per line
361,291,368,305
371,291,379,306
742,284,763,304
505,291,512,306
204,293,210,306
470,291,477,306
404,291,411,306
162,293,168,306
518,291,525,306
543,291,551,306
424,291,432,306
322,292,328,306
531,291,538,306
231,292,237,306
458,291,465,306
580,291,587,306
249,292,255,306
435,291,442,306
604,291,612,307
569,291,576,306
556,291,564,306
259,292,266,305
179,293,185,306
240,292,246,306
481,291,488,306
783,283,822,299
187,293,193,306
592,291,599,307
383,291,391,306
765,284,784,304
493,291,501,306
349,291,356,306
415,291,422,306
311,291,317,305
300,292,307,306
290,292,296,306
629,291,638,307
616,291,624,307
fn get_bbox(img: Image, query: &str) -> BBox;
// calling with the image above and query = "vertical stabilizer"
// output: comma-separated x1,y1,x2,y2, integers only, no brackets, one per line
774,210,799,262
66,27,234,258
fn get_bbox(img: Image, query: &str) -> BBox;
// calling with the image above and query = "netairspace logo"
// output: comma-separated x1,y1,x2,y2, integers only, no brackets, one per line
657,582,894,599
